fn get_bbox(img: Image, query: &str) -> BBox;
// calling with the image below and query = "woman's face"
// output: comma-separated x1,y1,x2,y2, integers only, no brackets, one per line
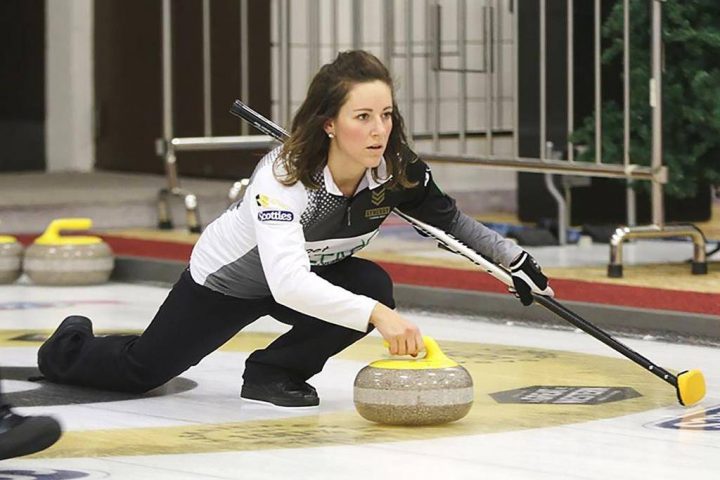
325,80,393,172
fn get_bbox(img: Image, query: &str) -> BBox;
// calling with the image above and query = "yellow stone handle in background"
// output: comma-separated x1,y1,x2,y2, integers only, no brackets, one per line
0,235,18,244
34,218,102,246
371,335,459,370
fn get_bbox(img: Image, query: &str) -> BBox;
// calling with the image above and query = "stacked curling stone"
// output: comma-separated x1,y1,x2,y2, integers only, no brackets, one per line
0,235,24,284
354,336,473,426
24,218,114,285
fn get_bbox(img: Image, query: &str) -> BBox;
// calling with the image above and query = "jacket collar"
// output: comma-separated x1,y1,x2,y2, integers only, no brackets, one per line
322,157,392,196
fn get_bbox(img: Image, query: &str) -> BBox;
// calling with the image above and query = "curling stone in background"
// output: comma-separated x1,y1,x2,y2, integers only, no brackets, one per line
354,336,473,426
24,218,115,286
0,235,23,284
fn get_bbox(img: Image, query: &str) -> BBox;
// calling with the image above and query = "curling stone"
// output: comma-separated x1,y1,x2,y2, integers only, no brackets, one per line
0,235,23,284
24,218,114,285
353,336,473,426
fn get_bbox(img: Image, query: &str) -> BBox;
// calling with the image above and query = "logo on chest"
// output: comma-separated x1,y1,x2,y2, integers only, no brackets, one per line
371,188,385,206
364,206,391,220
365,188,390,219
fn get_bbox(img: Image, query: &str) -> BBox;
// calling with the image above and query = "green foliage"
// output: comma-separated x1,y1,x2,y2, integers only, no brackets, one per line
571,0,720,198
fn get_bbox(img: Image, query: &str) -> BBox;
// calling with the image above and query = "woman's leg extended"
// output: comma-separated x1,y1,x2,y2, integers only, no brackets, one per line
38,269,270,393
243,257,393,384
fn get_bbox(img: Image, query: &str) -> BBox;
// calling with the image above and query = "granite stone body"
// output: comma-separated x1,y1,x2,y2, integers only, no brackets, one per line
354,364,474,425
24,242,115,285
0,241,23,284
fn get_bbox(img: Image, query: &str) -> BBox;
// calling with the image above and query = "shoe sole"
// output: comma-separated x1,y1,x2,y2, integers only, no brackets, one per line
240,397,320,409
240,396,320,409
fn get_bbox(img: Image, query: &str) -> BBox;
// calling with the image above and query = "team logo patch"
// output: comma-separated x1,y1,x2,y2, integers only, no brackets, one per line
258,210,294,222
256,193,289,209
364,206,392,220
371,188,385,206
650,405,720,431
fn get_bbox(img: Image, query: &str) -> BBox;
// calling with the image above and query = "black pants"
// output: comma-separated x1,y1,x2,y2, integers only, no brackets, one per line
38,257,393,393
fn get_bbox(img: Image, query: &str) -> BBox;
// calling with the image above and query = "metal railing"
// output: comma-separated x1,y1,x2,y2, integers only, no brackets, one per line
156,0,706,278
606,0,706,277
156,0,277,233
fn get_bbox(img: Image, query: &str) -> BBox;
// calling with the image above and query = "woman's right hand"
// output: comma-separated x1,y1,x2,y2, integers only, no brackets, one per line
369,303,424,356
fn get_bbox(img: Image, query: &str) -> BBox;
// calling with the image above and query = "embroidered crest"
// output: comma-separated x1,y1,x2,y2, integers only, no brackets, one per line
371,188,385,206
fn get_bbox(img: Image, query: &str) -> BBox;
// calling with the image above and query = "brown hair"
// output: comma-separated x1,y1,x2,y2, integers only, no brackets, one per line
278,50,416,189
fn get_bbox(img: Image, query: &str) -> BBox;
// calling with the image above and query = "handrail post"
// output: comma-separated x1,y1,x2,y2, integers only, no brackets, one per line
606,0,707,278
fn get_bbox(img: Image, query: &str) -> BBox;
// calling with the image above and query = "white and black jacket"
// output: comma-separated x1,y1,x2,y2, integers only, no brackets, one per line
190,146,522,333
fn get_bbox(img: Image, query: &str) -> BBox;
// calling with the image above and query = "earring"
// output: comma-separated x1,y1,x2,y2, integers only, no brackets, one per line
328,132,334,139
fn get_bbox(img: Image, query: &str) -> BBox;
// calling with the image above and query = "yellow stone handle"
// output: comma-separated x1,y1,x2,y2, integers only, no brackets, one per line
420,336,447,362
375,335,458,370
35,218,102,245
0,235,18,244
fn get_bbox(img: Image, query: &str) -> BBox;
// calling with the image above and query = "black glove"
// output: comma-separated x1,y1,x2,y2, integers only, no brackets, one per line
509,251,554,306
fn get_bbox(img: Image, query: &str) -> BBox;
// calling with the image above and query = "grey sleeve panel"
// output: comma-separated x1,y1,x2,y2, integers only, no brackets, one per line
203,247,273,299
449,212,523,267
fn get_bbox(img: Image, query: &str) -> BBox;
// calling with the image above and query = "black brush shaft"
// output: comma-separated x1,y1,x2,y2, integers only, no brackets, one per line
230,100,289,141
534,295,678,386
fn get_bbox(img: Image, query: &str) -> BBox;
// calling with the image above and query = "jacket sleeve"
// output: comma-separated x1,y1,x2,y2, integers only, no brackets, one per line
250,170,377,332
397,157,522,267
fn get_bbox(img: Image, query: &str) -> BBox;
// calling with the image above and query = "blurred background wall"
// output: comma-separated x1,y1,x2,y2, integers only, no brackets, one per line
1,1,716,223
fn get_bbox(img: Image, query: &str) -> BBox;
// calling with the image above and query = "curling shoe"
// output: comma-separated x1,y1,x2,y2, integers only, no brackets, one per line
0,404,62,460
241,380,319,407
37,315,93,381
